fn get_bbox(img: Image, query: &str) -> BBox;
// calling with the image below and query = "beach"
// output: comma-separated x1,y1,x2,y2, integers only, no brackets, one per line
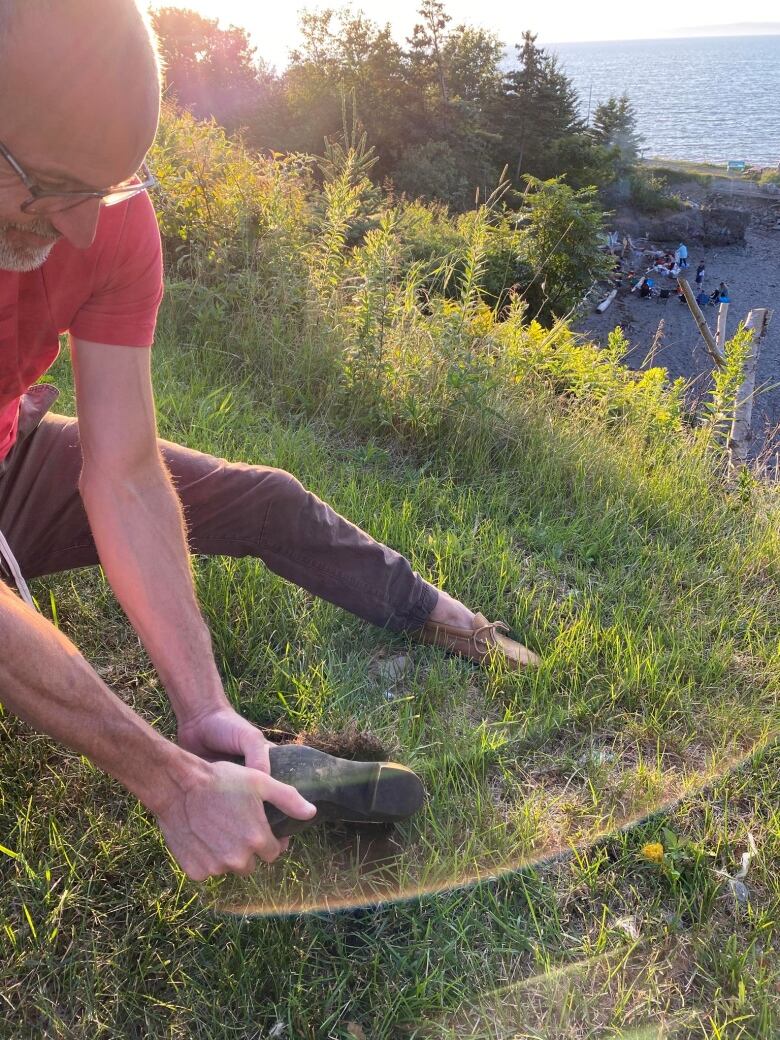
574,198,780,464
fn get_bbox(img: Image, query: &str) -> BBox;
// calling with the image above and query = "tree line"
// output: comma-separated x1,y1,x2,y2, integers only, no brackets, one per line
151,3,642,210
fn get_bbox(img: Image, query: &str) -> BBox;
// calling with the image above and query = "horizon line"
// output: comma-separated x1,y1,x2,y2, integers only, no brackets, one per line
542,28,780,46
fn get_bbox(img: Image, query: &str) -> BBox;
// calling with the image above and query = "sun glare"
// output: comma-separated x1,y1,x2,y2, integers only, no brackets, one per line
151,0,780,70
150,0,302,67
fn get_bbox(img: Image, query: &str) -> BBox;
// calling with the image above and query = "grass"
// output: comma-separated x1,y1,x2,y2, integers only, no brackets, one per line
644,159,780,189
642,161,733,184
1,292,778,1037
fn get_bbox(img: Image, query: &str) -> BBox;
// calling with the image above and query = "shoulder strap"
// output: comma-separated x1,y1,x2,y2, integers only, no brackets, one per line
0,527,35,609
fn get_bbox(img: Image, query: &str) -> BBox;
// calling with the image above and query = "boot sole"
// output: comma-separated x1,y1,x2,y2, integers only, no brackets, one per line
265,744,426,837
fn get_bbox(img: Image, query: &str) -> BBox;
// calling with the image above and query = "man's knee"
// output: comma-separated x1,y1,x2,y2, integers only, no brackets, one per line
247,466,313,541
251,466,337,551
255,467,308,507
175,454,312,555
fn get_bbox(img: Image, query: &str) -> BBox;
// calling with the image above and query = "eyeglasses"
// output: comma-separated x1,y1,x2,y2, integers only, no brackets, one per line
0,139,156,216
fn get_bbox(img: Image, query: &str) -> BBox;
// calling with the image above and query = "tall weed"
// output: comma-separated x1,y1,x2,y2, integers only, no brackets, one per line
151,107,774,490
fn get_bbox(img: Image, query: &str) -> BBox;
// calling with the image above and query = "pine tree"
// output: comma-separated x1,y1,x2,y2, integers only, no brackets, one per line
498,31,583,182
407,0,452,106
591,93,643,168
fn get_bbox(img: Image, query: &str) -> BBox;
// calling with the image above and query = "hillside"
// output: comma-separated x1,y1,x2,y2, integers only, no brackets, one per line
1,109,779,1038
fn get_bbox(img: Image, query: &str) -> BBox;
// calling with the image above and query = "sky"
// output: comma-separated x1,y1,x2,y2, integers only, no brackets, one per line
150,1,780,69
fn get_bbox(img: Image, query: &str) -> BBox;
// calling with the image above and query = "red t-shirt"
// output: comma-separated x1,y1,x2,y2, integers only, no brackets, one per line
0,191,163,461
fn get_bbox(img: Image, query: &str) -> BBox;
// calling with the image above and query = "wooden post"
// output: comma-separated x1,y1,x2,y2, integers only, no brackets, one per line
716,302,729,355
728,308,773,476
677,277,725,369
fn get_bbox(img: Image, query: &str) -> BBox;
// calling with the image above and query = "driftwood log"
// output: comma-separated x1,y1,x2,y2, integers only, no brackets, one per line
677,277,725,369
595,288,617,313
676,280,772,474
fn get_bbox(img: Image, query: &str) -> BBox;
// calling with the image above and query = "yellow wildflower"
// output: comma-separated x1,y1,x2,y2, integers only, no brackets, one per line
641,842,665,864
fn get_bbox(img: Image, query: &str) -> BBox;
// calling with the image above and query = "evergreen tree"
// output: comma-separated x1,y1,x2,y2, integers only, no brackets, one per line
591,93,643,169
406,0,453,106
402,9,504,207
497,31,583,183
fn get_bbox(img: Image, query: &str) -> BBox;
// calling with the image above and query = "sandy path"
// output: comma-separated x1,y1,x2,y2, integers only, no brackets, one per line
574,228,780,455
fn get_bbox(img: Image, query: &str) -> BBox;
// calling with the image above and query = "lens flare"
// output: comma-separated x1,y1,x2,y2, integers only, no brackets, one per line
214,736,773,918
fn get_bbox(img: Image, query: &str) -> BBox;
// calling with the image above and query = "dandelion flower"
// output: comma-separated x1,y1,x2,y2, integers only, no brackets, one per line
641,842,665,864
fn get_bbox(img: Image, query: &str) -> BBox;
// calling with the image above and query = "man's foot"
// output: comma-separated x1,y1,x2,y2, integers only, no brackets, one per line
415,611,540,670
265,745,426,838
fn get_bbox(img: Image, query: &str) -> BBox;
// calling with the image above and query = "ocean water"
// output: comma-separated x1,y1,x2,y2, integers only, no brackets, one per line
548,35,780,166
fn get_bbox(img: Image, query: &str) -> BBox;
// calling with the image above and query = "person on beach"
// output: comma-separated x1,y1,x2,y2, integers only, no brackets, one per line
709,281,730,304
0,0,540,883
676,242,689,269
695,261,706,287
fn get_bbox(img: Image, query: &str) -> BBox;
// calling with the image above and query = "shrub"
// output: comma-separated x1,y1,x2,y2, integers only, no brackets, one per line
393,141,475,211
629,169,685,214
515,176,615,322
150,104,313,284
758,169,780,188
149,106,757,477
647,165,713,187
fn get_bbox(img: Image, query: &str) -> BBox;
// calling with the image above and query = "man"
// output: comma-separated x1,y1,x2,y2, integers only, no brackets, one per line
0,0,538,882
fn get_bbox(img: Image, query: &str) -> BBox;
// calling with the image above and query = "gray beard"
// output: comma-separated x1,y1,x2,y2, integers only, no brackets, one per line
0,220,60,272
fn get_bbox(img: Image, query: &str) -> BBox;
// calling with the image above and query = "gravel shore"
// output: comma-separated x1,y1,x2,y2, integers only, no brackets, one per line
574,225,780,464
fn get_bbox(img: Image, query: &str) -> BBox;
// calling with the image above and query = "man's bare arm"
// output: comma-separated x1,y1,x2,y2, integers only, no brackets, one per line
70,337,231,728
69,337,315,792
0,579,187,813
0,582,314,878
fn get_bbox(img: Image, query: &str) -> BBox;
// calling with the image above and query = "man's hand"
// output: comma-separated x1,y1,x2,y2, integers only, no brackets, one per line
156,758,317,881
177,705,274,773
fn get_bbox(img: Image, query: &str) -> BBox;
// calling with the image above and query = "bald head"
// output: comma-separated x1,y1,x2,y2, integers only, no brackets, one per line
0,0,161,82
0,0,159,58
0,0,161,187
0,0,162,266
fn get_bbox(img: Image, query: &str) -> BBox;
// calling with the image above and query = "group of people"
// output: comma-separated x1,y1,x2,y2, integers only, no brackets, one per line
692,260,730,305
647,242,690,279
624,249,730,308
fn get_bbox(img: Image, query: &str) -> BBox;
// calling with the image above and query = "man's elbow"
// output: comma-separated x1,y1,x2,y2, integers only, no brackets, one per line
79,447,169,504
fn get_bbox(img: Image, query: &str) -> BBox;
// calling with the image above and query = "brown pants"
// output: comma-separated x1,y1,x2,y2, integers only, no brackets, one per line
0,388,438,633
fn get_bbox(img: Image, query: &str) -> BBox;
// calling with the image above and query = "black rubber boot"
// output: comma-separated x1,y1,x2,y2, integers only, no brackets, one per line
265,744,426,837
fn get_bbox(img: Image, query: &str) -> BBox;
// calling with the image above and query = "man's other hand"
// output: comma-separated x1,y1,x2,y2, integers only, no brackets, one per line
177,706,276,773
156,757,317,881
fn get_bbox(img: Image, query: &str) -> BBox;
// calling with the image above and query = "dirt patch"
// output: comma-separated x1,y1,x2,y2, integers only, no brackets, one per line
264,720,391,761
484,729,748,853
